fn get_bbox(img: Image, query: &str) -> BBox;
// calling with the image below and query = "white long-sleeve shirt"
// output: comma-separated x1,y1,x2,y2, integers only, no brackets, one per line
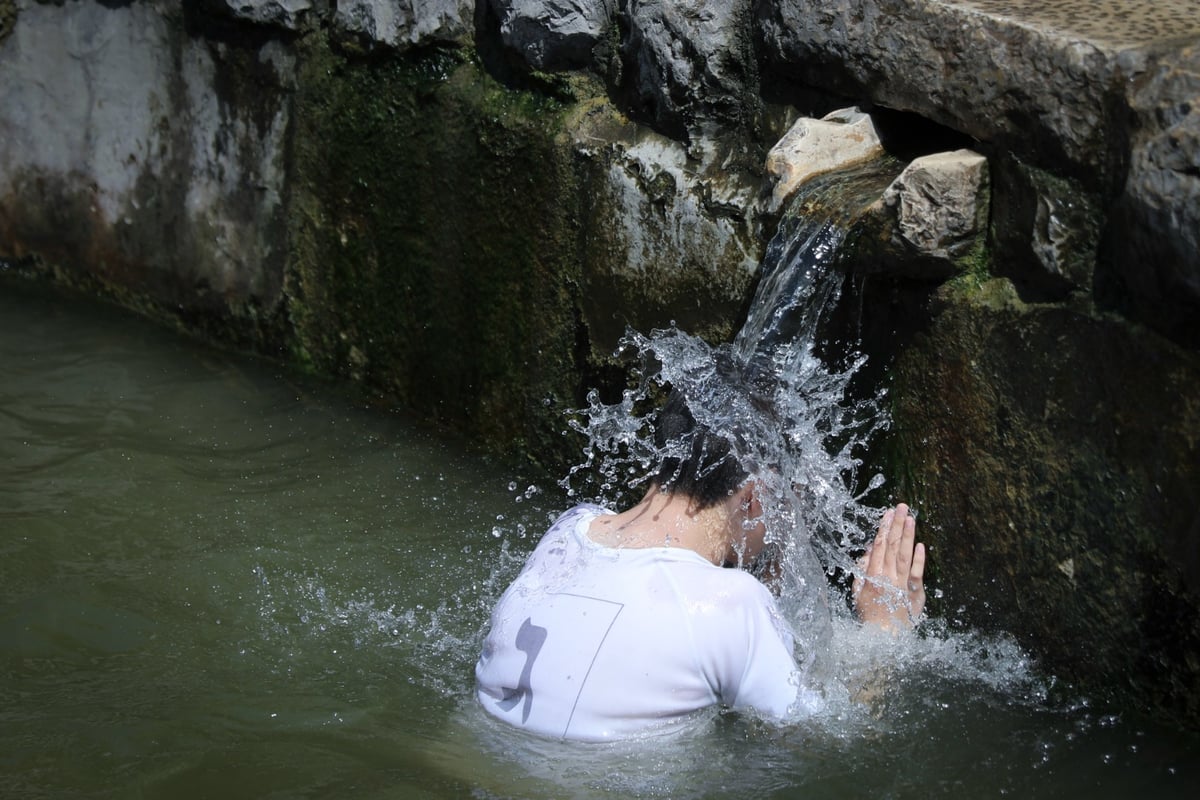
475,504,817,741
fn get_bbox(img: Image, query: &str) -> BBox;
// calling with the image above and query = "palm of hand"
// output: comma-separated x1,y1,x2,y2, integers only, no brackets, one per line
853,503,926,630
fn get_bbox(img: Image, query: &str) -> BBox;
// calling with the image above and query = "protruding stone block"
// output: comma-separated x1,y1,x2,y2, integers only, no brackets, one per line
765,107,884,212
883,149,988,261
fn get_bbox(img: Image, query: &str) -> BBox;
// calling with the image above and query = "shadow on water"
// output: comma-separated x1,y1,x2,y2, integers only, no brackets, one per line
1,276,1197,798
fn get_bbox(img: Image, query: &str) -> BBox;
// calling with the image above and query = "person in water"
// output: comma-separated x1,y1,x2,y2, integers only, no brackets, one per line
474,392,925,741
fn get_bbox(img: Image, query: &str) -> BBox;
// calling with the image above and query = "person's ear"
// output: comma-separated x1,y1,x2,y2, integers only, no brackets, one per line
735,479,757,511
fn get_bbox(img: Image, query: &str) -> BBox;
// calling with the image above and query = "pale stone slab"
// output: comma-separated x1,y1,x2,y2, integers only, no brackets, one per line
883,149,989,260
765,108,884,212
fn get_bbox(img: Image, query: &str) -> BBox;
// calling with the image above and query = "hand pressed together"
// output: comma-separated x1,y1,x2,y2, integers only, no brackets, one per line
853,503,926,630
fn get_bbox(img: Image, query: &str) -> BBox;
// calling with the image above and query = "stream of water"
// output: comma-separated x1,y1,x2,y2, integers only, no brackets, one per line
2,276,1197,798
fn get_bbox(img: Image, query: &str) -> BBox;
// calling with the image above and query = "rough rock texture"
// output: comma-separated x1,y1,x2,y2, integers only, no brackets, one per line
0,0,291,338
0,0,16,44
621,0,757,140
212,0,320,31
766,107,883,212
888,280,1200,724
758,0,1145,181
285,42,588,460
756,0,1200,347
333,0,474,50
489,0,616,71
990,158,1101,300
882,149,988,261
1103,44,1200,347
569,98,766,353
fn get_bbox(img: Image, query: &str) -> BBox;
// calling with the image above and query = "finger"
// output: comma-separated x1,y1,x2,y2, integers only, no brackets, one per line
897,511,917,578
884,503,907,577
909,543,927,619
910,541,926,586
868,508,893,575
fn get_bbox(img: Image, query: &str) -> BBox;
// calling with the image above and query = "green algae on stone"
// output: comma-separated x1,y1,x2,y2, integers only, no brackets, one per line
888,293,1200,726
287,41,585,465
565,96,768,361
0,0,15,44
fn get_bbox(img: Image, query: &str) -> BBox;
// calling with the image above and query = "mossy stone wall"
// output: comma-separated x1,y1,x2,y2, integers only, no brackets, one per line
887,281,1200,723
286,43,585,465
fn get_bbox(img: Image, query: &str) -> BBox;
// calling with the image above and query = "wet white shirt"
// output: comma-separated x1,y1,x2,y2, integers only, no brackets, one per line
475,504,815,741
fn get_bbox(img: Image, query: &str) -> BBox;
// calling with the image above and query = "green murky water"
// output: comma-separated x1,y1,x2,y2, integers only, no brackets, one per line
2,282,1197,799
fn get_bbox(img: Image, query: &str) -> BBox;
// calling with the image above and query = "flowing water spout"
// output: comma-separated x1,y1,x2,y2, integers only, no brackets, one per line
564,159,905,675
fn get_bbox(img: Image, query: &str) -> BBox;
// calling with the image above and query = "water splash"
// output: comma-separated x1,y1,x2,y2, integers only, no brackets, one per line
562,163,903,664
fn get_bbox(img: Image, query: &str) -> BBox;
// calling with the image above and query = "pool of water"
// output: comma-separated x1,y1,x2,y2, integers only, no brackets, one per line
2,281,1197,799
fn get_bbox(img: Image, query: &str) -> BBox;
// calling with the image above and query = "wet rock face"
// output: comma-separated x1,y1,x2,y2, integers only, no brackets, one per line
210,0,320,31
333,0,474,50
990,159,1101,301
890,284,1200,724
0,0,291,329
1103,46,1200,347
620,0,757,139
488,0,616,71
569,100,765,353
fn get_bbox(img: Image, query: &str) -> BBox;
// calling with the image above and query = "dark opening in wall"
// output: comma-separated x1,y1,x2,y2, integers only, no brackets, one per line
866,105,976,162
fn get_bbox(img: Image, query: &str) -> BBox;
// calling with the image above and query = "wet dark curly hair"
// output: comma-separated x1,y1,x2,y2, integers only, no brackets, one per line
651,390,749,510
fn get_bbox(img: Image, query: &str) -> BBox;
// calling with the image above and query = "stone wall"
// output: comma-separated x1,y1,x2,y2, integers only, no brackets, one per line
2,0,1199,725
0,1,292,345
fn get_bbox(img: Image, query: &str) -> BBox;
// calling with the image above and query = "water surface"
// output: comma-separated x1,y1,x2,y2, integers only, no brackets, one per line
1,282,1196,798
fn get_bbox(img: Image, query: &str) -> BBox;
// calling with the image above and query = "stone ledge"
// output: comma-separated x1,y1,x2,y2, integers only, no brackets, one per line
758,0,1200,186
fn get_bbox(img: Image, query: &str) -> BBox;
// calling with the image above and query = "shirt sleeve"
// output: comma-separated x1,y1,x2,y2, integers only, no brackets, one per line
709,574,819,719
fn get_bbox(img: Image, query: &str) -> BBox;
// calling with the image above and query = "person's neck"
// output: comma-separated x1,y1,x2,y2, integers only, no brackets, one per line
587,487,733,565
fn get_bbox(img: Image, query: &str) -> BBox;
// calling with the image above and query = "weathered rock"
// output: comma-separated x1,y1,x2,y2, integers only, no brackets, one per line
0,0,291,324
568,98,765,352
757,0,1178,183
0,0,16,44
287,46,587,460
890,282,1200,725
488,0,616,71
757,0,1200,345
882,149,988,261
990,157,1101,300
622,0,756,139
333,0,474,50
1103,45,1200,346
212,0,320,32
766,107,883,212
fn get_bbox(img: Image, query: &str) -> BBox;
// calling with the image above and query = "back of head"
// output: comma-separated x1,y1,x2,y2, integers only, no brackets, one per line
652,390,749,509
